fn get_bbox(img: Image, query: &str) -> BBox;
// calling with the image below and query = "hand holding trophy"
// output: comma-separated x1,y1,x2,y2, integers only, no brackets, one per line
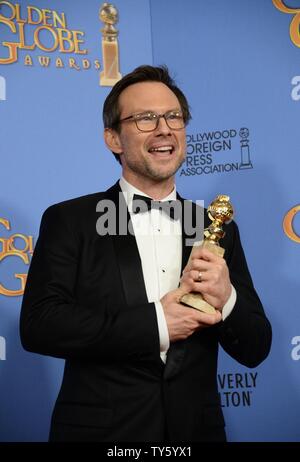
180,195,234,314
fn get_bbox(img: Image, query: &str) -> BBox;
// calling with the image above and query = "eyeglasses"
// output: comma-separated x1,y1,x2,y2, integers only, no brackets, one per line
118,110,185,132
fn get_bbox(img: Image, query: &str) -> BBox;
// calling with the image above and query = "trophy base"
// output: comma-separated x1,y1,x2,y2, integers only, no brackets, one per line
100,72,122,87
180,240,225,314
181,293,216,314
201,240,225,257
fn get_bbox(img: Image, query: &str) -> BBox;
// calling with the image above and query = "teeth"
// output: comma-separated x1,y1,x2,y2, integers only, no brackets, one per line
149,146,173,153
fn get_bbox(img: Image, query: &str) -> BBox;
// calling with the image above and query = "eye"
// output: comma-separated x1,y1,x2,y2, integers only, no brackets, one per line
138,113,156,122
167,112,182,120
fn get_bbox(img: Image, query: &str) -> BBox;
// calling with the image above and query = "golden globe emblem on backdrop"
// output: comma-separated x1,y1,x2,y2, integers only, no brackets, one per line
181,195,234,314
99,2,122,86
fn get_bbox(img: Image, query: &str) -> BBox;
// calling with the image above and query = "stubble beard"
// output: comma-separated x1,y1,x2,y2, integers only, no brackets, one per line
127,153,186,182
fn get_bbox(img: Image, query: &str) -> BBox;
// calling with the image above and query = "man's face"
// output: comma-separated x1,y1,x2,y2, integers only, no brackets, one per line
110,81,187,187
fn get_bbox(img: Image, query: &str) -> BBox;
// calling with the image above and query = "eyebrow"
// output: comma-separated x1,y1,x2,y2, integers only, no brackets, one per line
131,108,182,115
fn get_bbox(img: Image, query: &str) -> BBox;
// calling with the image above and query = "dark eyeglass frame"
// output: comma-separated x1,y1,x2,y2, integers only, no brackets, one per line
118,110,186,132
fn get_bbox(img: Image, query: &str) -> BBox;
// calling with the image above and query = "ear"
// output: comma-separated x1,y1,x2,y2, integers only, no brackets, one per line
104,128,123,154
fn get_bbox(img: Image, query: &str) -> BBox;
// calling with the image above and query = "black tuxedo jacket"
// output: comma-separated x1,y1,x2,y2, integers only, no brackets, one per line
20,182,272,442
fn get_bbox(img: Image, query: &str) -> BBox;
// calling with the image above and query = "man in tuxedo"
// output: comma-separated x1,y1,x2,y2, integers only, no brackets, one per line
20,65,272,442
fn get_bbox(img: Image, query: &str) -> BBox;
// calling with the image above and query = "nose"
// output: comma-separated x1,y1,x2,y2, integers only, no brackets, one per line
155,115,171,135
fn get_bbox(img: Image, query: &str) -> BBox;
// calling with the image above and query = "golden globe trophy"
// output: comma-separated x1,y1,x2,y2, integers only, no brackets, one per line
181,195,234,314
99,2,122,86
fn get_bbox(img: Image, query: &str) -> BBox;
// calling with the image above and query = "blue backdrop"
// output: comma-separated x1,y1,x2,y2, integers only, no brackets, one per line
0,0,299,442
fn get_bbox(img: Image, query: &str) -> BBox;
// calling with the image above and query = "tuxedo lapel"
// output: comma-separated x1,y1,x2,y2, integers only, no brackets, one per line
106,182,149,307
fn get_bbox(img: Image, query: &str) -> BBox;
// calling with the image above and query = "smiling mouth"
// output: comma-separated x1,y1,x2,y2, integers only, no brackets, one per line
148,146,174,155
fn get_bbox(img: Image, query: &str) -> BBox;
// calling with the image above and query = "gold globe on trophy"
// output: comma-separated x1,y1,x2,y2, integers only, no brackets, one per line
99,2,122,86
181,195,234,314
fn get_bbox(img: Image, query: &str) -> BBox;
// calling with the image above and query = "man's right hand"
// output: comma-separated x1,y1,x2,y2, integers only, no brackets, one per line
161,288,222,343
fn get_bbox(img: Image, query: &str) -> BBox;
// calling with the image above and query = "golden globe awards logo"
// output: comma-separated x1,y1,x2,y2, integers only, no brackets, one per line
283,205,300,243
0,218,33,296
272,1,300,47
0,1,122,86
0,1,91,67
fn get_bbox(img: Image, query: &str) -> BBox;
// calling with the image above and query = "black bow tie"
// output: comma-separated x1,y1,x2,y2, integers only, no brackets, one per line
132,194,180,220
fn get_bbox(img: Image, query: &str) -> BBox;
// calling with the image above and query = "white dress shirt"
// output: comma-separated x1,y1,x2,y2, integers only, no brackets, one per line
119,177,236,363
